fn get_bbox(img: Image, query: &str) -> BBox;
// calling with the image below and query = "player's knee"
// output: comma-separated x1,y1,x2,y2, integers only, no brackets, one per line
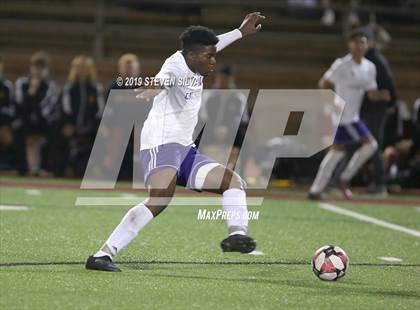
370,139,378,151
363,139,378,154
144,198,169,217
226,171,246,191
147,188,174,214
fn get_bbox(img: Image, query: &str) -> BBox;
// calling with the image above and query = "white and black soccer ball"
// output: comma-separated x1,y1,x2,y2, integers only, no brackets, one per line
312,245,349,281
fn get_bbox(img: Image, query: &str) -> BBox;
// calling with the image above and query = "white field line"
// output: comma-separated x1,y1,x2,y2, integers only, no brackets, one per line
318,202,420,238
378,257,402,262
26,189,41,196
75,196,264,207
0,205,29,211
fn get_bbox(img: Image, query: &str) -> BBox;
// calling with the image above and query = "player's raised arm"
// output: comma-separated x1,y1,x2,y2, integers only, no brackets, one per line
134,85,164,101
135,64,179,100
216,12,265,52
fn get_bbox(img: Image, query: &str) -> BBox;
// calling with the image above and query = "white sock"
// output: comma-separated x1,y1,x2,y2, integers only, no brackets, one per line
310,149,345,194
94,250,112,259
94,203,154,258
222,188,248,235
341,141,378,181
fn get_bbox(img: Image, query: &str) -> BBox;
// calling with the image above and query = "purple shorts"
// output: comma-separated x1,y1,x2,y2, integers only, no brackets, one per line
140,143,218,190
334,120,372,145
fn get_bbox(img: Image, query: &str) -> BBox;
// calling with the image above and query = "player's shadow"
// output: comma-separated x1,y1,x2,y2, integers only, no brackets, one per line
133,270,420,300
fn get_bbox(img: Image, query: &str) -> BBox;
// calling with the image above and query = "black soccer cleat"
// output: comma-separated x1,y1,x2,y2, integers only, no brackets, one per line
220,234,256,254
85,255,121,272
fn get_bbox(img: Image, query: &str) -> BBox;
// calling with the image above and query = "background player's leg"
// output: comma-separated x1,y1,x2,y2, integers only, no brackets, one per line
94,168,177,259
362,102,388,193
340,138,378,182
309,145,345,195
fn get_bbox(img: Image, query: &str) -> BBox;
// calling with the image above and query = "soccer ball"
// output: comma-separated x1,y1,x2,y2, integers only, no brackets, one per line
312,245,349,281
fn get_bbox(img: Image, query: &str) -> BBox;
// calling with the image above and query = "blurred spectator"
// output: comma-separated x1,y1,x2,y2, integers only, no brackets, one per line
321,0,335,26
321,0,360,28
360,26,397,195
0,57,17,171
288,0,320,20
384,100,412,148
368,14,392,50
410,98,420,155
382,100,417,188
104,53,143,179
198,65,249,174
406,98,420,187
106,53,141,96
341,0,362,37
15,51,58,176
51,55,104,177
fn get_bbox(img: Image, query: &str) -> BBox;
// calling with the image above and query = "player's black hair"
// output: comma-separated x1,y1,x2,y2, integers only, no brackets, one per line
180,25,219,52
347,28,368,41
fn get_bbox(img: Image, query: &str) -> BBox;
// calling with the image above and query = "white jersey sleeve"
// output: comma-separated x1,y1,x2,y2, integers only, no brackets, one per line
323,58,343,85
216,29,242,52
364,62,378,91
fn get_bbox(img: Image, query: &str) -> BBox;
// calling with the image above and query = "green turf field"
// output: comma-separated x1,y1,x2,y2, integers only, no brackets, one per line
1,178,419,309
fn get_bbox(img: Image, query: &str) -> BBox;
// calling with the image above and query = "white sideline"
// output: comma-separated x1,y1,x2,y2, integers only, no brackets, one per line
318,202,420,238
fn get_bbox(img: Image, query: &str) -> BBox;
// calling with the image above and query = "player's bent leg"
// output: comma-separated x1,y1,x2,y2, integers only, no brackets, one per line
86,202,155,272
338,138,378,199
199,165,256,253
200,164,245,194
145,167,178,216
86,168,177,272
308,144,345,200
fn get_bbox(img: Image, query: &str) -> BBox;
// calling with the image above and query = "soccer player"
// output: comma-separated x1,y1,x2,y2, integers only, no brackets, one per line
86,12,265,272
308,29,390,201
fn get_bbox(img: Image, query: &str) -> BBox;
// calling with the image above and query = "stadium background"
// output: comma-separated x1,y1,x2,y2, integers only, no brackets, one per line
0,0,420,187
0,0,419,188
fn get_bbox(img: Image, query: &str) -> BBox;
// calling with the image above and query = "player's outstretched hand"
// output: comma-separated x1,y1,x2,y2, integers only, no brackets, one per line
134,86,163,101
239,12,266,37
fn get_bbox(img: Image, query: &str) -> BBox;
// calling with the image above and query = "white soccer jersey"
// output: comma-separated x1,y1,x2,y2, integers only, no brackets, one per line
140,51,204,150
140,29,242,150
324,54,377,125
